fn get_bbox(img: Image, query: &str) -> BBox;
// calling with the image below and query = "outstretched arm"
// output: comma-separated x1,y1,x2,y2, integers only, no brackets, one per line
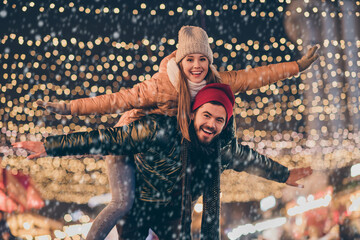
36,52,177,116
222,139,290,183
222,139,312,185
220,45,319,94
37,77,161,116
12,117,158,159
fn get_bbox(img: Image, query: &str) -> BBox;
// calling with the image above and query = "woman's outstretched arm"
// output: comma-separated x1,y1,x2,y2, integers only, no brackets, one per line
36,52,177,116
220,45,319,94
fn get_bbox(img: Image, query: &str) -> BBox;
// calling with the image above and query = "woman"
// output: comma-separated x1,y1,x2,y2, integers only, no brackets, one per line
35,26,318,239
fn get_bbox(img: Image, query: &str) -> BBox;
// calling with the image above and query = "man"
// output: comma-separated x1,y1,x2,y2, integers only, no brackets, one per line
13,83,312,239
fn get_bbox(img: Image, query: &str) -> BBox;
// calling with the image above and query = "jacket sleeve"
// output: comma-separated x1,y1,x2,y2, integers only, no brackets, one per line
221,139,290,183
70,76,160,115
44,118,157,157
219,61,299,94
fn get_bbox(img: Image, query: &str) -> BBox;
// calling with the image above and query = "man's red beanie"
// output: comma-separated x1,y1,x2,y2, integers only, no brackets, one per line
191,83,235,125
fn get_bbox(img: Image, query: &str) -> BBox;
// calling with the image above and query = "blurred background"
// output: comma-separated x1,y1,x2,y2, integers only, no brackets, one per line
0,0,359,239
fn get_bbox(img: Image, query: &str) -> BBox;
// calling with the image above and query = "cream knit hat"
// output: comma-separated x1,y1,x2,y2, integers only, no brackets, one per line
175,26,213,64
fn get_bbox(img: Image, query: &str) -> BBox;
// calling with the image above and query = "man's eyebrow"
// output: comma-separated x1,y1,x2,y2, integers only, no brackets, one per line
203,111,212,116
203,111,225,121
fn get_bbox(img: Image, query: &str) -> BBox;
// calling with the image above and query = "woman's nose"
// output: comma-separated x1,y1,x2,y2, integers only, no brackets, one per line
193,60,200,67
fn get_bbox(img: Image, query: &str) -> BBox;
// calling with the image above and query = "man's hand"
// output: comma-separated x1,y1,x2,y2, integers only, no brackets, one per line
297,45,319,72
285,167,313,188
36,100,71,115
2,232,11,240
12,141,47,159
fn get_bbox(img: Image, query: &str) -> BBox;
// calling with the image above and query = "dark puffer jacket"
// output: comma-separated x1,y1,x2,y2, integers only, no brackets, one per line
44,115,290,203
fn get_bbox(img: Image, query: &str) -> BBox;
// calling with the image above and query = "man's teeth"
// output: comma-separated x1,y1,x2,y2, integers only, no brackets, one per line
202,128,213,134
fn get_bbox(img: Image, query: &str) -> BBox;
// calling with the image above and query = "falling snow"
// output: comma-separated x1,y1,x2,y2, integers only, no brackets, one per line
0,0,359,239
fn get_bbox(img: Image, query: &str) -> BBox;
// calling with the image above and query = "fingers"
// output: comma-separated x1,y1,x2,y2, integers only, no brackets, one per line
36,100,47,109
309,54,319,63
12,141,39,152
297,167,313,178
12,142,32,152
12,142,24,148
286,182,304,188
12,142,46,159
28,153,42,160
307,45,320,57
286,167,312,188
303,167,313,176
36,99,44,105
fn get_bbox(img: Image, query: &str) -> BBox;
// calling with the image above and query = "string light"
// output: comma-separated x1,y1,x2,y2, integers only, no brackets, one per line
1,1,359,205
5,0,347,19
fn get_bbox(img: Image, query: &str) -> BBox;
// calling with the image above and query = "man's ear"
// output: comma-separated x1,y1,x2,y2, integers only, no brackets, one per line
190,112,195,120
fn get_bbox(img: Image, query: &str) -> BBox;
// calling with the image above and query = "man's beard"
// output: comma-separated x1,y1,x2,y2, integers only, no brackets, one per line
198,131,221,146
189,122,220,151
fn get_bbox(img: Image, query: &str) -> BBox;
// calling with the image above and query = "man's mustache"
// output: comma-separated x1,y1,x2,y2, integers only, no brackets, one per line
201,125,216,133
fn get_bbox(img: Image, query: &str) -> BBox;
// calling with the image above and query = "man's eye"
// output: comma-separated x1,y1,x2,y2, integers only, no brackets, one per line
200,58,207,61
217,119,224,123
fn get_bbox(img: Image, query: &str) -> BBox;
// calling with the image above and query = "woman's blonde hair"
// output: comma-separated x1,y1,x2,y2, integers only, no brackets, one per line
177,62,221,141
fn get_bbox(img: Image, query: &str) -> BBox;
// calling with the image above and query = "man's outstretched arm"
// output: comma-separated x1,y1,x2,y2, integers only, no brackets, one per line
222,139,312,187
12,118,158,159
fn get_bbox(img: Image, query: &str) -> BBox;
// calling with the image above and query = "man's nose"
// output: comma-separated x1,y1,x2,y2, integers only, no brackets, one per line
207,118,216,128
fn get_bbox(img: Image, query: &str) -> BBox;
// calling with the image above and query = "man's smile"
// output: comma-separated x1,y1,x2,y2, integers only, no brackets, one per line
201,126,215,135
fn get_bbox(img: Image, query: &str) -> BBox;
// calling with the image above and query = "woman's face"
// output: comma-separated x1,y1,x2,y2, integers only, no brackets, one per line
181,54,209,83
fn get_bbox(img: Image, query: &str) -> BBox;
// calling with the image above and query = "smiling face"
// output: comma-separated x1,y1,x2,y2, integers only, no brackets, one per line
180,54,209,83
191,102,226,144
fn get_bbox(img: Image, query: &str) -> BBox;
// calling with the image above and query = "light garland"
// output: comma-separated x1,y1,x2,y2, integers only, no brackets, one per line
1,1,359,205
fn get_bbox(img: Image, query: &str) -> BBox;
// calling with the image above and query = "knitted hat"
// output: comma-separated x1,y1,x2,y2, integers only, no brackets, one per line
192,83,235,125
175,25,213,64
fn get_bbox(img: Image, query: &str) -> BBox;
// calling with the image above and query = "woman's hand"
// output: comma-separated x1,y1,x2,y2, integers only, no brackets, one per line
36,100,71,115
285,166,313,188
297,45,320,72
12,141,47,159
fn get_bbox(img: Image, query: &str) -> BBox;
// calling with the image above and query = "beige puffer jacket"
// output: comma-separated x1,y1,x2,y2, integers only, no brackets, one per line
70,51,299,127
